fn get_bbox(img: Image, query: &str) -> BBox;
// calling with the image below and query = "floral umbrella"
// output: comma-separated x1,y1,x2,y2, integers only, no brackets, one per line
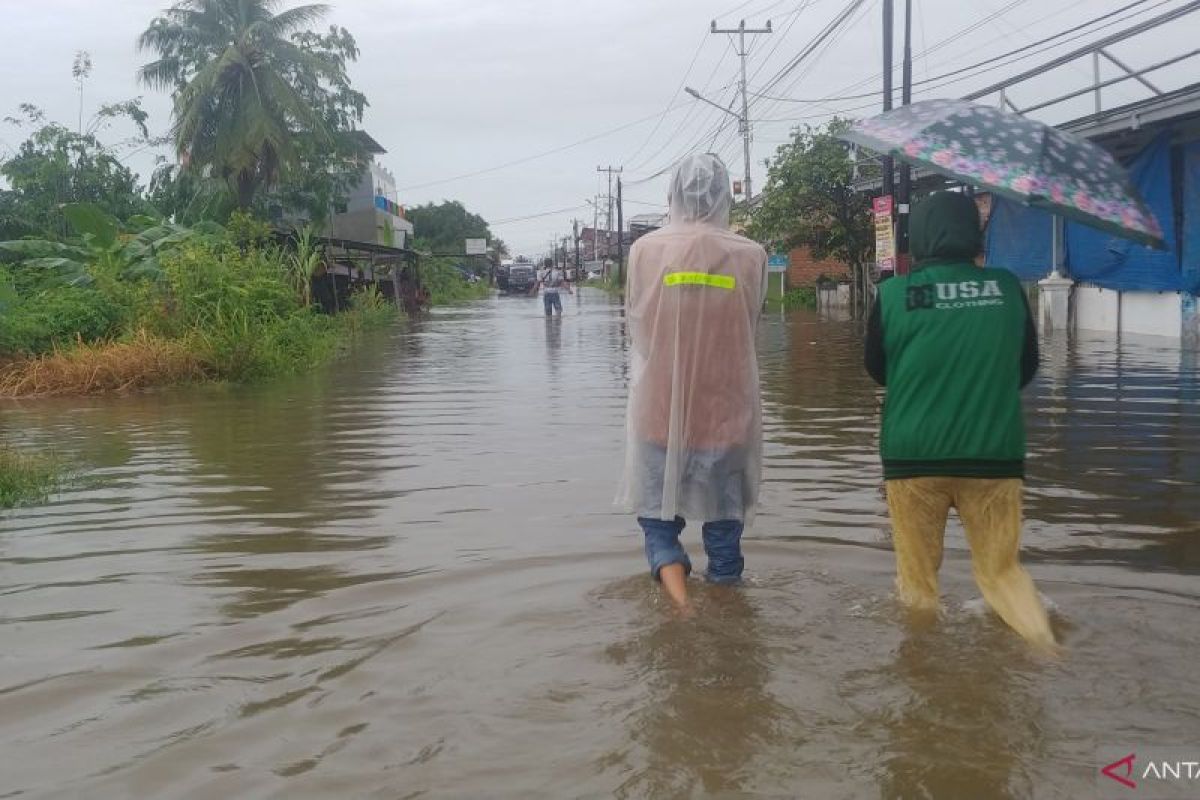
841,99,1166,249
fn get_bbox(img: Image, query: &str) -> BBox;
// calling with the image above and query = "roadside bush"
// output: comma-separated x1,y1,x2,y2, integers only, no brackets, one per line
423,258,490,305
159,241,295,336
190,307,337,382
0,286,126,355
783,286,817,309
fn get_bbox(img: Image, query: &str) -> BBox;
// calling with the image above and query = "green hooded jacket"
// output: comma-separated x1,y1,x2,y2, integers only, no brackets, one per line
864,192,1038,480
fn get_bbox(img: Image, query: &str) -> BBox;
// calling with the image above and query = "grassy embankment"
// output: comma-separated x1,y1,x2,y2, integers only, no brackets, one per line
0,232,399,398
582,272,623,293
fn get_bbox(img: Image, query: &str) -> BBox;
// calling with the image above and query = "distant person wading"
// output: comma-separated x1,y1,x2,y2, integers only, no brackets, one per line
539,258,571,316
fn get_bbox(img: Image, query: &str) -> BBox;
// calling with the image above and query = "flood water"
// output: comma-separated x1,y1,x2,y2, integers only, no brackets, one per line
2,288,1198,798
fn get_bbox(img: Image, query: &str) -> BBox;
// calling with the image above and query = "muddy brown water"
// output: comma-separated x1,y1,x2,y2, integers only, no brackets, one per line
2,289,1198,799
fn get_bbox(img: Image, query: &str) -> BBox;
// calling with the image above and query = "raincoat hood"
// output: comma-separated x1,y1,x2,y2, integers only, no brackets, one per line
910,191,982,264
668,153,733,228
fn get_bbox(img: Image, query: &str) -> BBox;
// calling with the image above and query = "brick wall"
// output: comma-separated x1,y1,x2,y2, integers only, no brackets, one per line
787,246,850,286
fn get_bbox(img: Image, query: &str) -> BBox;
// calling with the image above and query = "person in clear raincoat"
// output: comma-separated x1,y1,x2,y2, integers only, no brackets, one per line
616,153,767,608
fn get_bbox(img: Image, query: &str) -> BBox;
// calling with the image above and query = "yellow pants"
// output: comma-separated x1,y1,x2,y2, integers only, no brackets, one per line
886,477,1055,647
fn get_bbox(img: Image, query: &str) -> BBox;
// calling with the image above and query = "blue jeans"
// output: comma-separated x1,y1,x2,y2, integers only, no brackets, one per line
638,516,745,584
543,291,562,315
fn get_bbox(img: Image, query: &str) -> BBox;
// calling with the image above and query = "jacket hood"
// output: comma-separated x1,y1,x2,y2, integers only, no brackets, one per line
910,191,982,263
668,153,733,228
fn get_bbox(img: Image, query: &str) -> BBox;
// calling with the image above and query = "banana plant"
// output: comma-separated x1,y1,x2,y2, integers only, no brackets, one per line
0,202,224,287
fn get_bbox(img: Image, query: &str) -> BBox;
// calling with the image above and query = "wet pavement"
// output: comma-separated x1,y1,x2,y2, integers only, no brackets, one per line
1,288,1198,798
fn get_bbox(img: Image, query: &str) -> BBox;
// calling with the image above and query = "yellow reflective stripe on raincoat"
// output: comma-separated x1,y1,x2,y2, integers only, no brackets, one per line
662,271,736,290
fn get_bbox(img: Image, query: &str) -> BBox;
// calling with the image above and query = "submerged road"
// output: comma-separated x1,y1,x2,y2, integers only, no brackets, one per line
1,288,1198,797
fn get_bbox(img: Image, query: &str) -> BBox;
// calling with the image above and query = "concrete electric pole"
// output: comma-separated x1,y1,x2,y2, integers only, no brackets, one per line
597,165,622,261
708,18,771,201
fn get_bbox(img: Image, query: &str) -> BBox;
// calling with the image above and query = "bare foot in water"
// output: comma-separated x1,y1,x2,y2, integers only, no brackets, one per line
658,563,693,616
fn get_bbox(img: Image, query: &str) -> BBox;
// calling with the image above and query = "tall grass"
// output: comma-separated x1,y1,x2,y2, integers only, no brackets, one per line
0,238,399,396
422,259,491,305
0,447,61,508
0,331,206,397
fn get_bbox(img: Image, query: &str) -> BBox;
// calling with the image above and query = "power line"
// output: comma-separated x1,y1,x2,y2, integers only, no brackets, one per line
746,0,818,85
755,0,875,109
747,0,1160,106
626,45,738,173
626,81,743,184
397,103,688,192
749,0,1179,130
623,32,709,166
755,0,872,98
490,204,591,226
756,0,1028,113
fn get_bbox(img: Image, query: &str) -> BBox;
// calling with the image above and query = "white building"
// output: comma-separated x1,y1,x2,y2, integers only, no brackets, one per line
329,132,415,249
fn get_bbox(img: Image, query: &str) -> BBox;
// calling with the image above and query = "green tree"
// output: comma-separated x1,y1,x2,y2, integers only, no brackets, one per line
406,201,494,254
747,118,876,270
137,0,353,210
1,103,155,238
266,26,371,227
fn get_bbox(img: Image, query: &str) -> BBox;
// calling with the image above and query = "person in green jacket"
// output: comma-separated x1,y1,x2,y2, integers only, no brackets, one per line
864,191,1055,649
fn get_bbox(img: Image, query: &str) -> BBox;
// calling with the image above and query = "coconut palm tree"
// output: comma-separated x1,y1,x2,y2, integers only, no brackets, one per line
137,0,343,209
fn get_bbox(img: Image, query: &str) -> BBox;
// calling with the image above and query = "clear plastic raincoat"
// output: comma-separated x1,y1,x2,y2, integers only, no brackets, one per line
616,154,767,523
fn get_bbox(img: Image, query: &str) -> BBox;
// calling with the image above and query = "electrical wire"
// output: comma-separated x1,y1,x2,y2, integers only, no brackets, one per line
626,80,743,184
749,0,1158,104
755,0,1159,110
625,44,736,173
754,0,872,98
489,204,591,227
748,0,1175,124
397,102,689,192
623,32,710,166
746,0,819,85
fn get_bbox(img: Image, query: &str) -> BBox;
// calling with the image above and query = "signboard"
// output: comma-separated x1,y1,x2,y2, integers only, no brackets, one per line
873,195,895,273
465,238,488,256
767,253,789,273
733,180,743,196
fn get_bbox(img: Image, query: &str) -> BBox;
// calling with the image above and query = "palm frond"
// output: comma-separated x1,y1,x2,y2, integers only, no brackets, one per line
264,3,329,36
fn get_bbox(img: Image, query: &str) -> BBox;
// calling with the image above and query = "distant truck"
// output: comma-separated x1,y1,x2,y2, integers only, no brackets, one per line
504,262,537,295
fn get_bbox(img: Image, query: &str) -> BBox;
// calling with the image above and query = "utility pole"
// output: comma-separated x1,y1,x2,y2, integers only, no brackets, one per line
896,0,913,275
881,0,895,208
616,176,625,286
592,197,599,261
709,18,772,201
573,219,581,273
597,166,622,265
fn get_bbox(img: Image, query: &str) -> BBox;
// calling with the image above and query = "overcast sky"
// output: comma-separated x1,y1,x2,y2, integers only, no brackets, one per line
2,0,1196,256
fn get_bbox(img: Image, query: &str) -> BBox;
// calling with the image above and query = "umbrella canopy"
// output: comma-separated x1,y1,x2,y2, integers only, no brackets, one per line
841,99,1165,249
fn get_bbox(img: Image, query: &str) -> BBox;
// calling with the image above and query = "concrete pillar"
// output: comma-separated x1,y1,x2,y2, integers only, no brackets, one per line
1183,293,1200,349
1038,274,1073,333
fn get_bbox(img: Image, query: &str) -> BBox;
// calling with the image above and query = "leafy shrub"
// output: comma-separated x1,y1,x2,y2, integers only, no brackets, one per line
0,286,126,355
422,258,489,305
783,286,817,309
159,241,295,336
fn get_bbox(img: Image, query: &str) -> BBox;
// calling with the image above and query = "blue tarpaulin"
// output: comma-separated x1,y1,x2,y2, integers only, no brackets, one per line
1182,141,1200,294
983,131,1200,293
1065,132,1181,292
984,196,1054,280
